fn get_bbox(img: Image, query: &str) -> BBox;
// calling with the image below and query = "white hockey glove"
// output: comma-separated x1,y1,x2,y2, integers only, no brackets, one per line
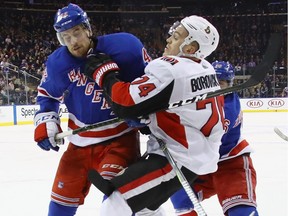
34,111,64,151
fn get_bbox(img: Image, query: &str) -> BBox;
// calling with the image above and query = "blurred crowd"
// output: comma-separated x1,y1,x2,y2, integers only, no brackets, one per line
0,0,287,105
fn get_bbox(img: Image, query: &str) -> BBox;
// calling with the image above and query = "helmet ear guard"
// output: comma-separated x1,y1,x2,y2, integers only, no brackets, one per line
53,3,92,45
169,15,219,59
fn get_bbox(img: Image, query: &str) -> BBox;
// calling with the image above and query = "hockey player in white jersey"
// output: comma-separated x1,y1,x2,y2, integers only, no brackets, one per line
170,61,259,216
83,15,225,215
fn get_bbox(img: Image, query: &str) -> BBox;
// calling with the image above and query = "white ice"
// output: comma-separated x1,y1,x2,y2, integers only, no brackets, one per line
0,112,287,216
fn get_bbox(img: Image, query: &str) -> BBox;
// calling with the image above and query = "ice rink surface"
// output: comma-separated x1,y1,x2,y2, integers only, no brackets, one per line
0,112,287,216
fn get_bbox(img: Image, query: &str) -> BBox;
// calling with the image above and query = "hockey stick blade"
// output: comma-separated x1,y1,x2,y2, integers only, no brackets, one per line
169,33,282,109
87,169,115,196
274,127,288,142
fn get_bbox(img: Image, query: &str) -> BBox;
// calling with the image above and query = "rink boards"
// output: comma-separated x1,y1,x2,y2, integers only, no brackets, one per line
0,98,287,126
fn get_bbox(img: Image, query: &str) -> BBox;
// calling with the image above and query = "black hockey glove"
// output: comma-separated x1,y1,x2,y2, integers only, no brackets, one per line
83,53,120,88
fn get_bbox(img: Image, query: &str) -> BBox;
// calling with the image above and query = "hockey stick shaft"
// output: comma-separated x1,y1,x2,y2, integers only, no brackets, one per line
274,127,288,142
55,117,121,140
55,53,274,140
152,134,207,216
168,33,281,109
56,33,281,139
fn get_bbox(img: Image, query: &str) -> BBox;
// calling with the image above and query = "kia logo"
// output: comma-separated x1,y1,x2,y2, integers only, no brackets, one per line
268,99,285,108
246,99,263,108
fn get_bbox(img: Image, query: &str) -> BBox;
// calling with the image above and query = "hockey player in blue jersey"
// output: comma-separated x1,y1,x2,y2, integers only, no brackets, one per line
170,61,258,216
33,3,151,216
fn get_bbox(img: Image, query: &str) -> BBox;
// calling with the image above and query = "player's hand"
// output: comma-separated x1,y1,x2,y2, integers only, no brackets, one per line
34,111,64,151
125,118,151,135
84,53,120,88
125,117,151,128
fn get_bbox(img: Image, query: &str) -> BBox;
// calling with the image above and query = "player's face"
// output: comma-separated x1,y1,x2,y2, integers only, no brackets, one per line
218,80,229,89
61,25,91,58
163,25,188,56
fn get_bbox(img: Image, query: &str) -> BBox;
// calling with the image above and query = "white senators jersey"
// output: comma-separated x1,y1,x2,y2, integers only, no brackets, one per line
105,56,225,175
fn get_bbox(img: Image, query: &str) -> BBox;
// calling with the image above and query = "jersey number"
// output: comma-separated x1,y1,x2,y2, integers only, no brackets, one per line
197,96,224,136
131,76,156,97
142,48,152,63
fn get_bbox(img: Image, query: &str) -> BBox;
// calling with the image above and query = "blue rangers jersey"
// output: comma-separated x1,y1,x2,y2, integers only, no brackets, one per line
37,33,151,146
219,92,253,161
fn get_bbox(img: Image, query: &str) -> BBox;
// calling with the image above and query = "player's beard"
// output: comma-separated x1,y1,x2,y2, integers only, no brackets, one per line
70,43,89,58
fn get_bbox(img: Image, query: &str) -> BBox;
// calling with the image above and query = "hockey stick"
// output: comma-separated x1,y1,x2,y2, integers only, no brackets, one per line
152,134,207,216
274,127,288,142
168,33,281,109
55,33,281,139
55,117,121,140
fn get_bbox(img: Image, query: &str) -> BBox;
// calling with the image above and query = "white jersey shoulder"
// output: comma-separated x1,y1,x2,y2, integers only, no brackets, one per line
148,56,219,103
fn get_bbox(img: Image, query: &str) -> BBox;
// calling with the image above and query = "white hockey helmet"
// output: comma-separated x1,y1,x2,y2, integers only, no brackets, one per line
169,15,219,59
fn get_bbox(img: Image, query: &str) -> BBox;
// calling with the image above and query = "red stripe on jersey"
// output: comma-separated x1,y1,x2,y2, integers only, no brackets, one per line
111,82,136,106
51,193,80,206
38,88,49,97
228,139,249,156
68,119,129,137
118,163,173,194
156,111,188,149
38,87,64,102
